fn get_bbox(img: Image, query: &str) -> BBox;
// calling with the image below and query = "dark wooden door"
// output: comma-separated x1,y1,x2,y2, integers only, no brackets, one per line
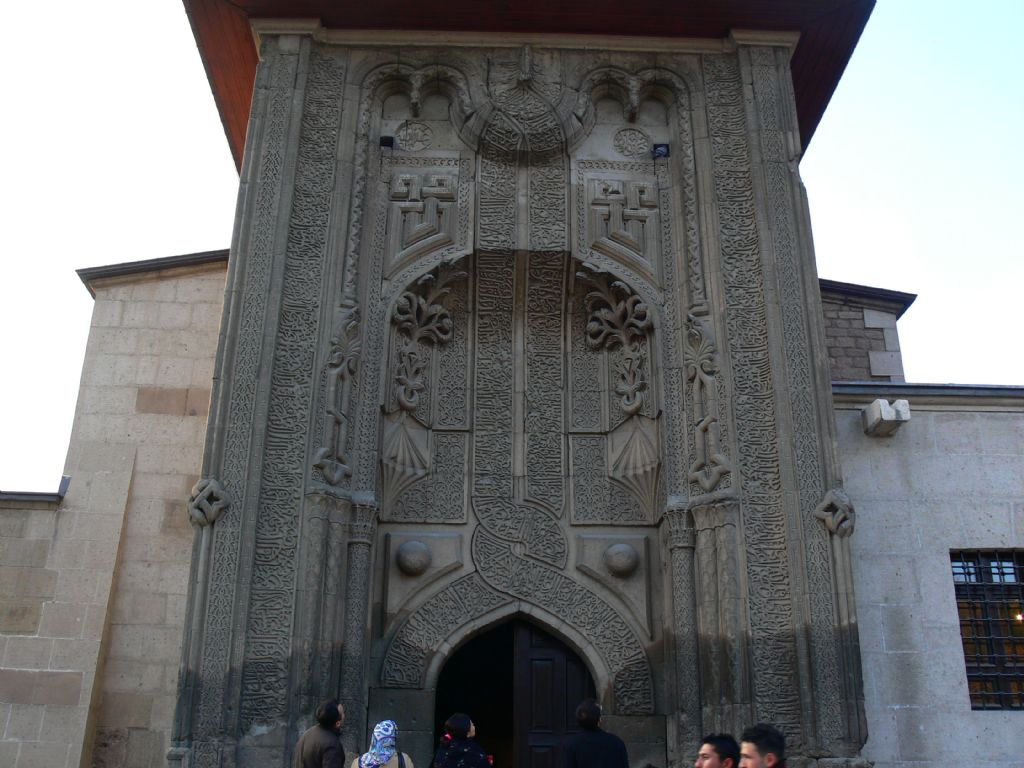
512,622,596,768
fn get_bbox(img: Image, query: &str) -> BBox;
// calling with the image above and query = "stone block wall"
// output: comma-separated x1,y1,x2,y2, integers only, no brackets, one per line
821,289,908,382
836,393,1024,768
0,258,225,768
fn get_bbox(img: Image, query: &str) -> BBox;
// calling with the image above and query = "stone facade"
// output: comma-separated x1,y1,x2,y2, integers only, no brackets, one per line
835,384,1024,768
3,22,1018,768
0,257,225,768
165,30,865,768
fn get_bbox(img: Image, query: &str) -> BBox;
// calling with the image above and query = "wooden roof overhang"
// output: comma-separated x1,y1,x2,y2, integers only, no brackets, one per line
182,0,874,171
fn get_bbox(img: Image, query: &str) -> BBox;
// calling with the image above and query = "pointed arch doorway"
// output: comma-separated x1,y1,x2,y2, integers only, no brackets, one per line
434,620,597,768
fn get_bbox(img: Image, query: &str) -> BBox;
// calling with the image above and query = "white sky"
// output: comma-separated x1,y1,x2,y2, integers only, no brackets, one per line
1,1,1021,491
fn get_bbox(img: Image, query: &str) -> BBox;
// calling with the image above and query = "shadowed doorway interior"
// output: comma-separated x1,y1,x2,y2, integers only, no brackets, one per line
434,620,597,768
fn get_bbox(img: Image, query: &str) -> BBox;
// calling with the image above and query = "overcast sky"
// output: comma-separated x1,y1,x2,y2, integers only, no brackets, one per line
1,1,1021,491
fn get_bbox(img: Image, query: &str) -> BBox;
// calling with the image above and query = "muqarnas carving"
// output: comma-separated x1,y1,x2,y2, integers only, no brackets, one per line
577,270,660,516
381,263,466,511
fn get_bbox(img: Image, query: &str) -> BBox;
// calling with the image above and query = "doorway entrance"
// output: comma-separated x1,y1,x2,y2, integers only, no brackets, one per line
434,620,597,768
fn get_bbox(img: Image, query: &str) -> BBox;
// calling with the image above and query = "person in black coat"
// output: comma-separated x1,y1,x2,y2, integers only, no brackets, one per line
293,700,346,768
560,699,629,768
432,713,490,768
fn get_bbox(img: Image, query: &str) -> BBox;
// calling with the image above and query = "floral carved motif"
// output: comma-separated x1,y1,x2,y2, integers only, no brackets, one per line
314,306,361,485
381,264,467,509
578,270,660,514
685,314,732,493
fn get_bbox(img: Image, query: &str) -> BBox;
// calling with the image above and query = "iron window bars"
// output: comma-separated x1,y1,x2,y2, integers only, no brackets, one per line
950,550,1024,709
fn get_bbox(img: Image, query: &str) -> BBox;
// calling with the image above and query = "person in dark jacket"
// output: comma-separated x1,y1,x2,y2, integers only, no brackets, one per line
432,713,490,768
560,699,629,768
294,700,346,768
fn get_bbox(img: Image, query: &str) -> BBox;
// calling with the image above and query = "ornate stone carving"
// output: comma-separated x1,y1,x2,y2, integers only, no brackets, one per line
588,179,659,268
704,53,801,733
313,306,361,485
663,506,700,752
691,499,750,736
815,488,855,538
236,46,347,736
578,270,660,514
340,502,378,754
382,265,467,511
193,45,303,746
526,254,567,512
188,478,230,527
380,411,431,509
685,314,732,494
353,154,472,494
748,46,852,748
388,173,458,271
395,540,432,576
389,432,467,523
381,573,511,687
614,128,651,158
607,415,660,514
396,121,432,152
604,543,639,577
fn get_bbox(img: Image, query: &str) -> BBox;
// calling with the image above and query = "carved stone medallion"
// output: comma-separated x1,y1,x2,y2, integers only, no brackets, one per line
396,121,433,152
614,128,651,157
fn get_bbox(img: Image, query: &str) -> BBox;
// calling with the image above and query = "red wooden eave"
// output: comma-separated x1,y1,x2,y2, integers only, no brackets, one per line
183,0,874,172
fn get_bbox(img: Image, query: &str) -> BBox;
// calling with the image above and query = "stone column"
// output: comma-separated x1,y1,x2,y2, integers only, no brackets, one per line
690,499,751,736
664,506,701,761
339,502,378,756
290,492,350,746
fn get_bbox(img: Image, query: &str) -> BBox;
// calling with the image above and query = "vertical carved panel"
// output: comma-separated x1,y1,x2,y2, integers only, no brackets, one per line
239,49,346,732
196,44,302,747
436,278,469,428
473,252,515,501
748,45,843,747
703,53,801,733
526,253,567,512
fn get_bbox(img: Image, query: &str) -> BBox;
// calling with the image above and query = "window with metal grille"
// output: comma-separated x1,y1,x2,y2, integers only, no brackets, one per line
950,550,1024,709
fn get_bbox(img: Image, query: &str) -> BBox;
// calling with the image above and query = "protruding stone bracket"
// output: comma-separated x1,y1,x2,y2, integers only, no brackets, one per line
188,477,231,528
861,398,910,437
814,488,855,539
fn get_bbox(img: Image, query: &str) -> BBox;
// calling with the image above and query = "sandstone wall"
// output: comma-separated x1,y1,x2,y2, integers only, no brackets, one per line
838,392,1024,768
0,259,225,768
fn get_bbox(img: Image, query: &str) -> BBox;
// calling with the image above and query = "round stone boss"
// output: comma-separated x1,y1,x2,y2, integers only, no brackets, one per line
396,539,433,576
603,542,639,577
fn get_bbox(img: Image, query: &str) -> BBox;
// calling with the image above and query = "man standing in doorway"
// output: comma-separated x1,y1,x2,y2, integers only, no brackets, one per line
294,700,346,768
738,724,786,768
560,699,629,768
694,733,740,768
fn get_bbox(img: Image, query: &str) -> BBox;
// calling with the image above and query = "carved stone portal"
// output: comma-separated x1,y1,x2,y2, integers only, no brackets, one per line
174,35,867,768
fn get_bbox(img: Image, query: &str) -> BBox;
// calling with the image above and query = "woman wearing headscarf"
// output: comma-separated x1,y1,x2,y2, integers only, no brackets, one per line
431,713,489,768
352,720,414,768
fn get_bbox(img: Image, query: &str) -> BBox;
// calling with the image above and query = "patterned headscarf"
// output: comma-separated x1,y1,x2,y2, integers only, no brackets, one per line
360,720,398,768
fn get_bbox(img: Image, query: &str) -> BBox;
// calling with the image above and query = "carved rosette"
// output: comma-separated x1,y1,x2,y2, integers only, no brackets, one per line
381,264,466,510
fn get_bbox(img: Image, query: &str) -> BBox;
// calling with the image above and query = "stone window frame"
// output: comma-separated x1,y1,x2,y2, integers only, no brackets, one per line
950,549,1024,709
